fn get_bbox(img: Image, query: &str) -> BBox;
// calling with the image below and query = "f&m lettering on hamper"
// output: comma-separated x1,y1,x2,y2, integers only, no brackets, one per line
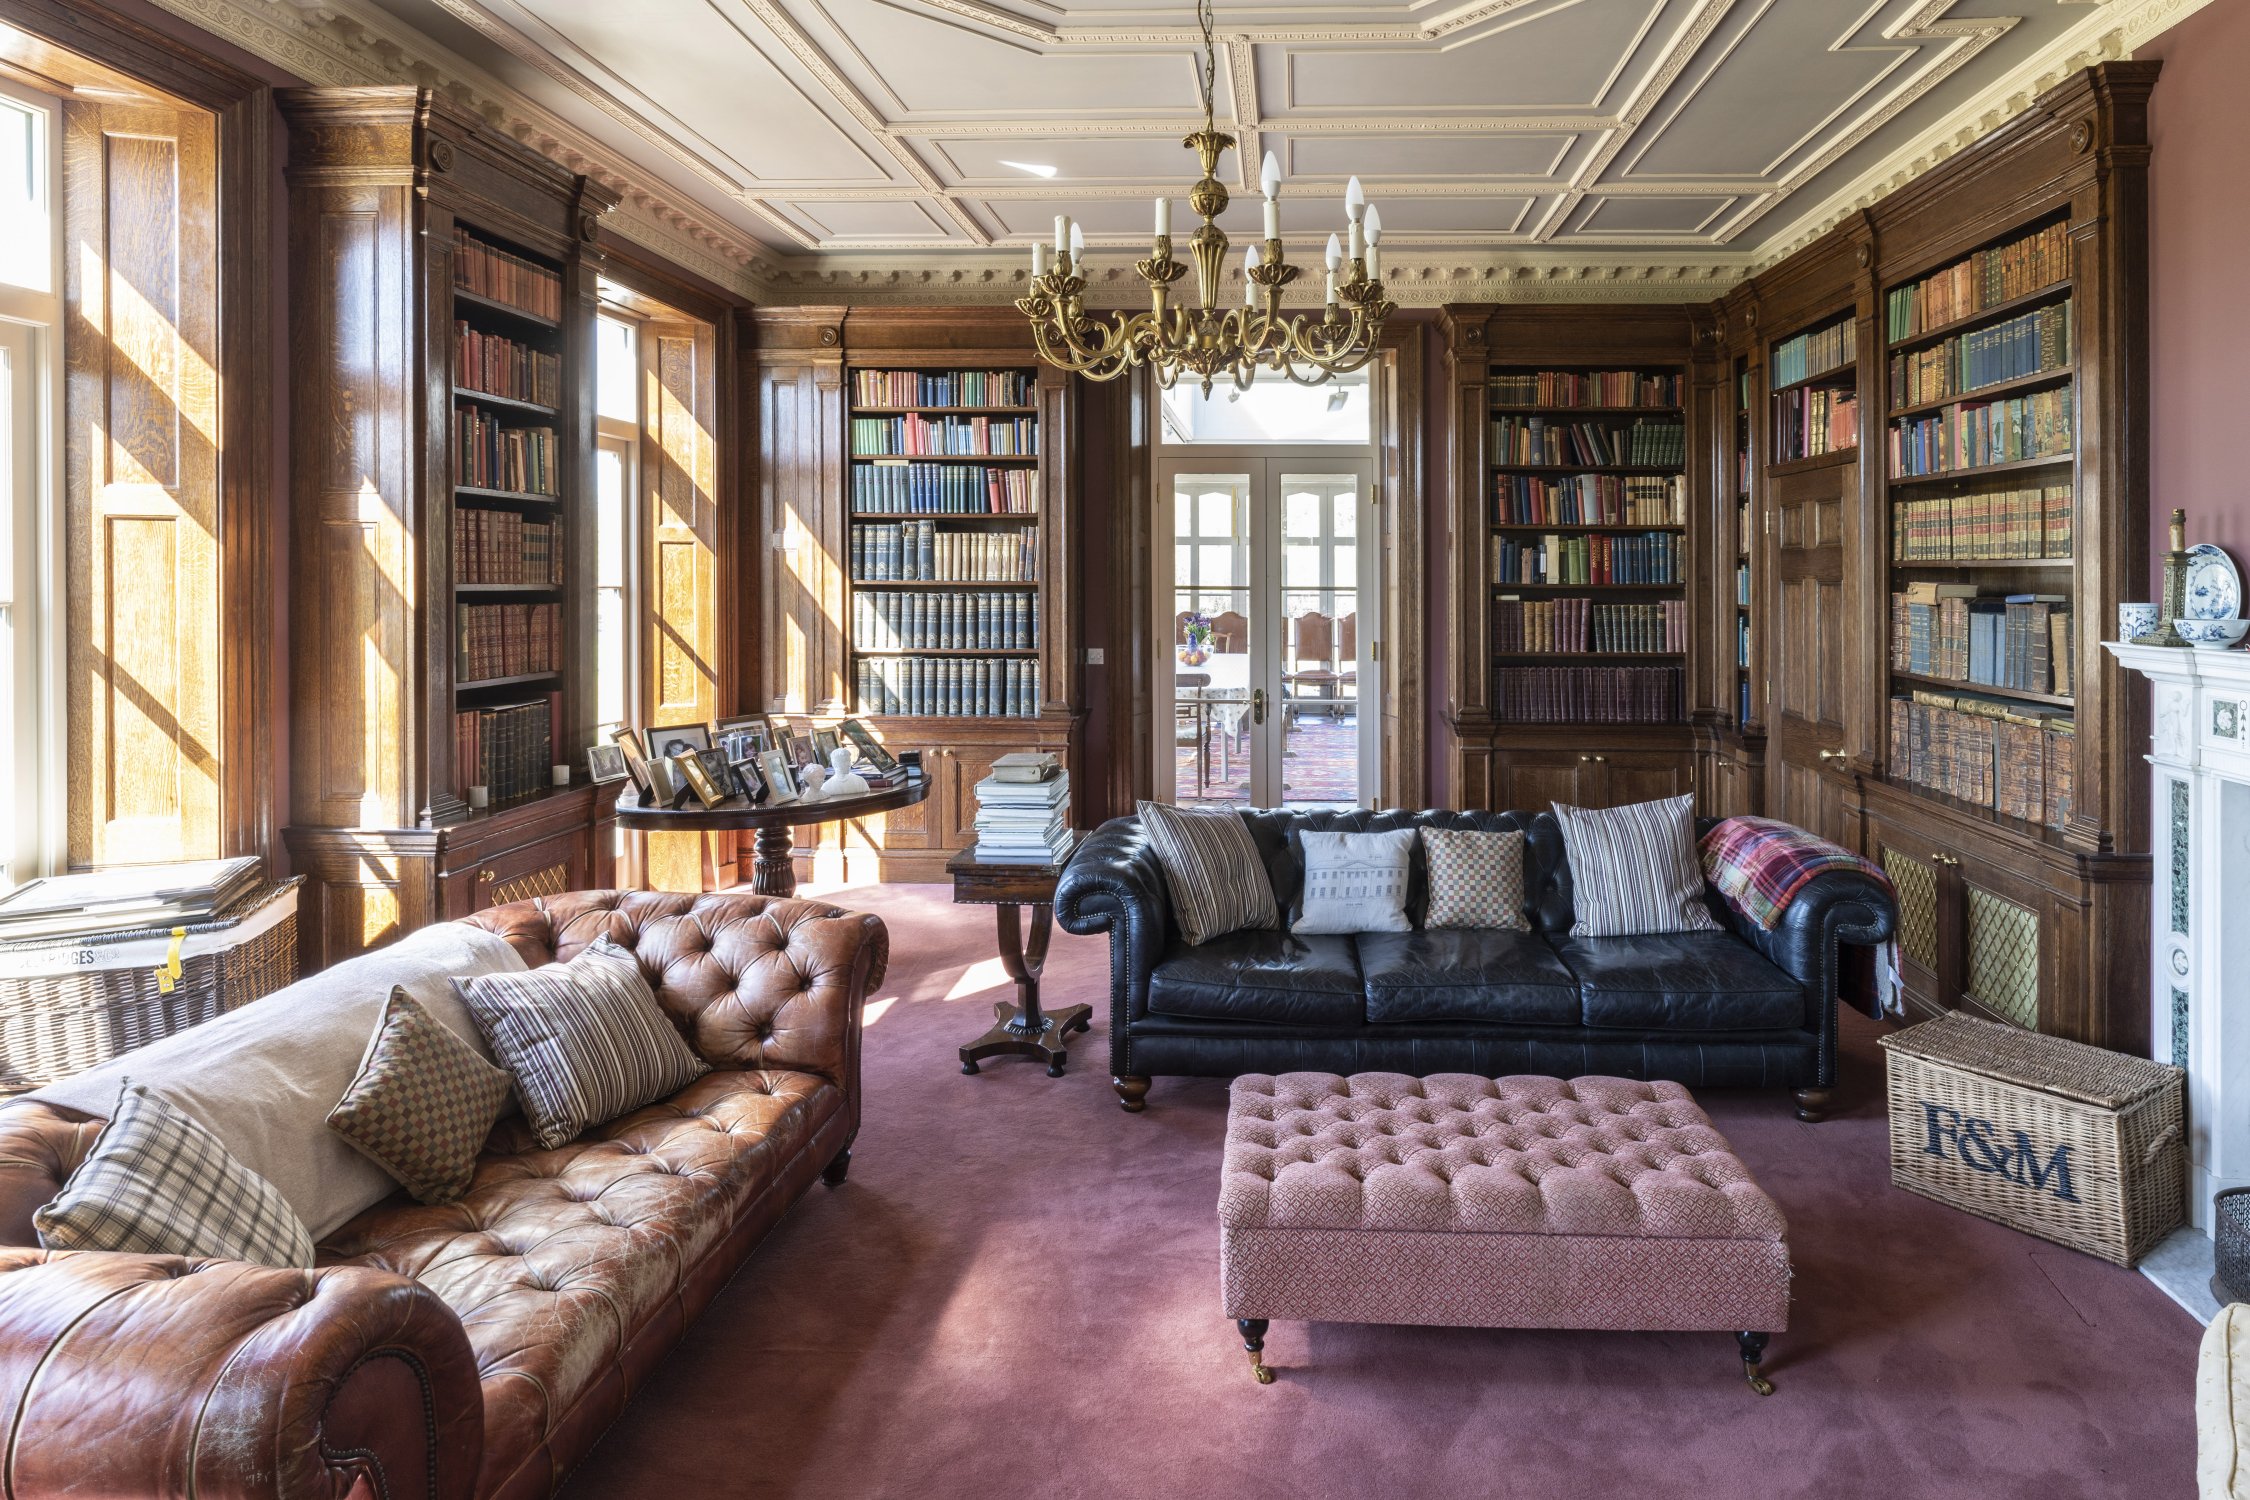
1921,1102,2078,1203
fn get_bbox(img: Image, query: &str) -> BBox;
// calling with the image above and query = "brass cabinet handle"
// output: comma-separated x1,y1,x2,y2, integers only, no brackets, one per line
1932,853,1960,867
1818,748,1846,761
478,868,496,883
1579,754,1607,763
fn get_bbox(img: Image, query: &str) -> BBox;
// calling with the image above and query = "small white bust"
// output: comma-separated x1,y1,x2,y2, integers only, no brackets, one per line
821,745,870,799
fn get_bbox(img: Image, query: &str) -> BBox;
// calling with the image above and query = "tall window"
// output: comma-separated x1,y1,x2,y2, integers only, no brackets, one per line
0,83,59,888
593,312,640,739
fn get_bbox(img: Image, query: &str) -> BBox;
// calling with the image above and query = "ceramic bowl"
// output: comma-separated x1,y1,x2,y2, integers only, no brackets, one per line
2174,617,2250,650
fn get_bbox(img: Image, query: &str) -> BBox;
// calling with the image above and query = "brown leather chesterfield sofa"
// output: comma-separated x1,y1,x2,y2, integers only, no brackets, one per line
0,890,886,1500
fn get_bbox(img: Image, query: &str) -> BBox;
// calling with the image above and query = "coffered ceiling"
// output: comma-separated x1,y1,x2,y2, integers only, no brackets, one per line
213,0,2203,299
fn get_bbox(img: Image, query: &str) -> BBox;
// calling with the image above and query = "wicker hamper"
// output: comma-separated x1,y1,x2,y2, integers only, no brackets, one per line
1880,1010,2184,1266
0,878,302,1092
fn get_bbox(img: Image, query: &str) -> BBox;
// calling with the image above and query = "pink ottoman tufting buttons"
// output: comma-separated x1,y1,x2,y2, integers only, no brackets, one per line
1218,1072,1791,1393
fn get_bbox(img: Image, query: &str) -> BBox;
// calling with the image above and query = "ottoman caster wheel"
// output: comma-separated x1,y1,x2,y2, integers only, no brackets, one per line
1237,1318,1272,1385
1251,1361,1274,1385
1737,1331,1774,1396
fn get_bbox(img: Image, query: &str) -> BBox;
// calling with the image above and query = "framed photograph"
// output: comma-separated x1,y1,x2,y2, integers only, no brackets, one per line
811,727,841,763
696,748,738,800
838,718,897,771
758,748,801,804
650,722,711,761
674,750,726,809
714,727,757,765
610,727,654,795
788,735,818,770
586,744,630,785
728,754,768,803
644,752,685,807
765,714,796,750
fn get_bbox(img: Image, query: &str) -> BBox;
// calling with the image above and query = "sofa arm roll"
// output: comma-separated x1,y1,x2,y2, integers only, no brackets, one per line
1056,819,1170,1009
1736,867,1897,1002
0,1249,482,1500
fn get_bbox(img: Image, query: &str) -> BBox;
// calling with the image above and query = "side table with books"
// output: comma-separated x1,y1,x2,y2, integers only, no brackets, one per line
951,753,1087,1078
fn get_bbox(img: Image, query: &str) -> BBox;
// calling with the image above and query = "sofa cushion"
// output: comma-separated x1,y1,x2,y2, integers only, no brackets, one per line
22,920,527,1240
327,987,515,1205
1147,931,1364,1027
1137,801,1280,946
1356,929,1580,1026
320,1067,841,1497
1551,795,1722,938
1552,932,1803,1032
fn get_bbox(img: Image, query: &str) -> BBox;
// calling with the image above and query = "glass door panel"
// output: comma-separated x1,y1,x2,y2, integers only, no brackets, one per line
1278,474,1363,808
1171,473,1254,806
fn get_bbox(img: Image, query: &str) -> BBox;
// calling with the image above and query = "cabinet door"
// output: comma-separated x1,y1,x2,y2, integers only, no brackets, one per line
1588,750,1690,807
1490,750,1583,813
462,829,590,916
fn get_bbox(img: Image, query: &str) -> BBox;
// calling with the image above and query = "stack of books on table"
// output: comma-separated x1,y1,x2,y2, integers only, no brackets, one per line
971,753,1071,863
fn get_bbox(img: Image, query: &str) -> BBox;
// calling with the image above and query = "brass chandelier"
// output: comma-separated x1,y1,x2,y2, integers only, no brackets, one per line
1014,0,1392,392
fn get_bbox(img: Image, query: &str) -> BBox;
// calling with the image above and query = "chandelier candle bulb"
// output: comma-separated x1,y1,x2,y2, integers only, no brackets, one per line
1325,232,1342,271
1155,197,1170,238
1345,175,1365,221
1069,222,1084,260
1031,242,1049,277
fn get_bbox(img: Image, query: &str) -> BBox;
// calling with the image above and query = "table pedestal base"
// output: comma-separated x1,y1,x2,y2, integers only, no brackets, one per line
750,825,796,897
959,999,1092,1077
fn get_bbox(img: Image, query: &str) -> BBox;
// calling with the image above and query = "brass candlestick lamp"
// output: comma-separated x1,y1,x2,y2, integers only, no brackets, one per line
2137,507,2191,647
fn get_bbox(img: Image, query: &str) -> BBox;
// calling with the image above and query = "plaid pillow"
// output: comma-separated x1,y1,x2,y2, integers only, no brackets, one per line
456,939,709,1151
1136,800,1279,946
35,1082,314,1268
1421,827,1530,931
328,987,514,1204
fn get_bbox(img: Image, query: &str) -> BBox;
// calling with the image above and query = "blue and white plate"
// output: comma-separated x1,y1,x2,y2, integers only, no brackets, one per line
2185,543,2242,621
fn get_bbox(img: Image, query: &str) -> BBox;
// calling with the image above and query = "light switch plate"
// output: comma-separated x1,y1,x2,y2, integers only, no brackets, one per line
1085,647,1105,665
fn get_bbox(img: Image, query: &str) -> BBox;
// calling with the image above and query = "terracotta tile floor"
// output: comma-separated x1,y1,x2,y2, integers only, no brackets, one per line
1176,709,1360,808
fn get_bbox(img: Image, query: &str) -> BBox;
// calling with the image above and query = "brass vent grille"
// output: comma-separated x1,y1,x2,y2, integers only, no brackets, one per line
491,862,571,908
1883,847,1938,974
1966,886,2041,1030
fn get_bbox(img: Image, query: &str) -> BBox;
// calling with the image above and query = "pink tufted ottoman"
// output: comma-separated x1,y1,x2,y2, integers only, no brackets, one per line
1220,1073,1791,1391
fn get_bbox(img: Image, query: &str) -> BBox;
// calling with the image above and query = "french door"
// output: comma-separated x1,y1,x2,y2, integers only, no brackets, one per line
1157,457,1377,809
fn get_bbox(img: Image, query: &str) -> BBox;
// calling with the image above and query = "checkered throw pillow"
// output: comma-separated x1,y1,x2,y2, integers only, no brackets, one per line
456,938,709,1151
328,987,514,1205
35,1082,314,1268
1420,827,1530,931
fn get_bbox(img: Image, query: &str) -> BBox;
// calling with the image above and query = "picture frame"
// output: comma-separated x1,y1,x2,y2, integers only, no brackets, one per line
586,744,630,785
716,714,770,754
650,722,711,761
696,748,738,801
758,748,801,804
838,718,897,771
674,750,726,809
643,752,686,807
788,735,818,770
765,714,796,751
811,727,840,763
728,754,768,803
609,727,654,796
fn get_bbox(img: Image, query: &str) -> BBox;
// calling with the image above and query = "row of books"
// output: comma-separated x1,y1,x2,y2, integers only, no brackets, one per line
848,415,1037,457
1885,221,2071,342
1771,318,1858,388
454,508,563,586
1492,665,1683,725
455,602,561,682
454,410,558,496
452,228,560,321
1888,387,2073,478
849,462,1037,514
1892,484,2073,561
854,657,1041,718
1737,614,1751,668
851,521,1037,582
1774,387,1858,463
853,589,1037,652
1492,473,1683,526
971,761,1070,863
1492,597,1686,654
454,696,557,806
1888,692,2074,829
453,323,560,407
1491,370,1681,408
1891,585,2074,697
1491,417,1686,469
853,369,1034,408
1735,499,1752,557
1736,561,1751,606
1492,531,1682,586
1887,301,2071,409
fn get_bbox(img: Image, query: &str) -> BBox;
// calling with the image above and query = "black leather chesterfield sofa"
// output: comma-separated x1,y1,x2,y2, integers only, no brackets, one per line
1054,807,1896,1121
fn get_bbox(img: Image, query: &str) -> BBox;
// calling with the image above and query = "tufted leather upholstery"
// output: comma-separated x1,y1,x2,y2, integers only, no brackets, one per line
1219,1071,1793,1335
1057,808,1895,1108
0,890,885,1500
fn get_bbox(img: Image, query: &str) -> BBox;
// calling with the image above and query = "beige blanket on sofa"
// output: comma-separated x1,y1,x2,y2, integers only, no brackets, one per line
21,921,526,1240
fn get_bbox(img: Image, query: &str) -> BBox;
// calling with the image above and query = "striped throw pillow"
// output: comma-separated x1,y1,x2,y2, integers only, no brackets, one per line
456,939,709,1151
35,1082,314,1268
1421,827,1530,931
1552,795,1722,938
328,987,514,1204
1136,800,1279,946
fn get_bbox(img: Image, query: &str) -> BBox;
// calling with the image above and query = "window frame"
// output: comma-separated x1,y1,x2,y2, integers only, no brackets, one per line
593,310,644,743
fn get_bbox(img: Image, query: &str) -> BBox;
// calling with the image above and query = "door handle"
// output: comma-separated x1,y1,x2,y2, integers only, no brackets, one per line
1253,689,1266,725
1932,853,1961,866
1579,754,1607,763
1818,749,1846,761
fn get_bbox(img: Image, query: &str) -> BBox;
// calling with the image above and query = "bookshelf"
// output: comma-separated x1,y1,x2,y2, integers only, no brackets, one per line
1733,354,1755,730
278,88,621,969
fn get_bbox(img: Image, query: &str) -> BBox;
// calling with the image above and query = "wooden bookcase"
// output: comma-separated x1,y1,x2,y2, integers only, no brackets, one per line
277,88,621,970
749,308,1079,881
1442,307,1708,810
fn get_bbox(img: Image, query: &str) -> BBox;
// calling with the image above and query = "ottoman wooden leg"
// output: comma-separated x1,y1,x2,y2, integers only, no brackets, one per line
1736,1331,1775,1396
1236,1318,1274,1385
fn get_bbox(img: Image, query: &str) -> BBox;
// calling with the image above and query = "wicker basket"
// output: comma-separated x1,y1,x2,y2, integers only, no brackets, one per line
1880,1010,2184,1266
0,878,302,1092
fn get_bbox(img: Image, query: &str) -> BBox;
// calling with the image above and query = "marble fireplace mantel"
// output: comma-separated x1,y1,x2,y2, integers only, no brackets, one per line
2106,640,2250,1230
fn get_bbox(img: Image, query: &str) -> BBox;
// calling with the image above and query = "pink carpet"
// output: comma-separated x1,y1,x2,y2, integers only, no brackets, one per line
561,883,2200,1500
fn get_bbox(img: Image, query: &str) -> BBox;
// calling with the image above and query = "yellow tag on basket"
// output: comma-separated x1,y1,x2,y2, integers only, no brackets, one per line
155,927,186,994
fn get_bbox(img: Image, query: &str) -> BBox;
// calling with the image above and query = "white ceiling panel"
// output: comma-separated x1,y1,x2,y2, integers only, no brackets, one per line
354,0,2141,267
